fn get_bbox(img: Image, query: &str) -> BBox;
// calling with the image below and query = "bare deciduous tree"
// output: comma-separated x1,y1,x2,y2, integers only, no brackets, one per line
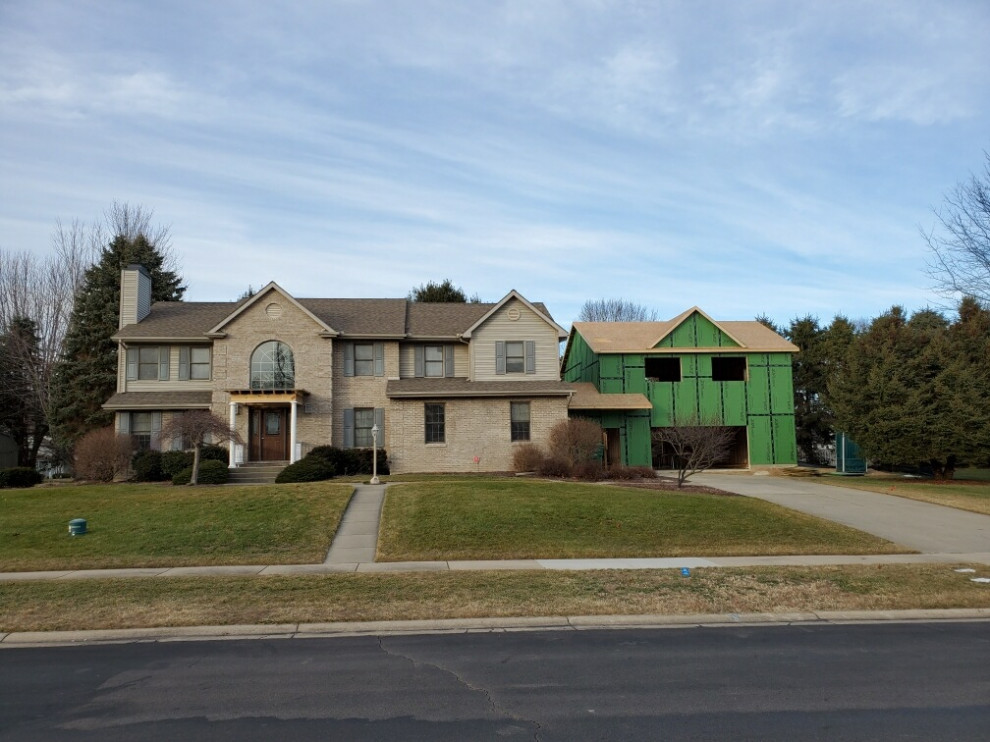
578,298,659,322
159,411,243,485
925,152,990,304
653,418,735,487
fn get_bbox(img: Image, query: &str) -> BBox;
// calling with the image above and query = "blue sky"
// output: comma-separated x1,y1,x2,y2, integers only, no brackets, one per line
2,1,989,328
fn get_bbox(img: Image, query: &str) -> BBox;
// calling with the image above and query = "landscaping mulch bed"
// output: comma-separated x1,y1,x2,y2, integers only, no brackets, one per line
603,478,735,496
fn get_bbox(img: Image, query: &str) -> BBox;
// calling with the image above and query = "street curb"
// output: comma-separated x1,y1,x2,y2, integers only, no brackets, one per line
3,608,990,648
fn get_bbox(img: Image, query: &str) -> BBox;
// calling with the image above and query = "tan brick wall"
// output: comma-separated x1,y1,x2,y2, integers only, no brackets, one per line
209,289,334,453
386,396,568,473
330,341,398,446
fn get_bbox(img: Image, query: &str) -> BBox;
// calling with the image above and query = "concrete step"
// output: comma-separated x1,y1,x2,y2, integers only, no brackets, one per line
227,462,287,485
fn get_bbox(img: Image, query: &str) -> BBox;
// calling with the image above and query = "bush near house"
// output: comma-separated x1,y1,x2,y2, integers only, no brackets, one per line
308,446,388,476
74,427,132,482
276,456,337,484
0,467,43,488
131,450,166,482
512,443,545,472
172,459,228,485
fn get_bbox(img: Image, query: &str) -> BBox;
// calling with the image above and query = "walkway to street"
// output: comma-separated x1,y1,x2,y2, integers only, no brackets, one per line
323,483,387,565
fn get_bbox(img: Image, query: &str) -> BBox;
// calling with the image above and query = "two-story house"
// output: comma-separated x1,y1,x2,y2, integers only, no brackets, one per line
561,307,799,470
103,265,572,473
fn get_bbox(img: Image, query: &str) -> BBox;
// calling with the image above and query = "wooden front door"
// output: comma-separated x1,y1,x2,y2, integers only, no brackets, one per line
250,408,288,461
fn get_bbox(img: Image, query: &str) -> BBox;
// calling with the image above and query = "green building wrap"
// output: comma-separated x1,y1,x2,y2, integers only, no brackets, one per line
562,310,798,468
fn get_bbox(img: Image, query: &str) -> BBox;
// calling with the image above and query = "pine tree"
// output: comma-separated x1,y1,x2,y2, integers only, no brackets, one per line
50,234,184,447
829,304,990,478
0,316,47,466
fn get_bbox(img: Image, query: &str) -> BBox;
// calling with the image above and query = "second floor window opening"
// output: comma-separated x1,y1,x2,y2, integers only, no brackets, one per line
251,341,295,390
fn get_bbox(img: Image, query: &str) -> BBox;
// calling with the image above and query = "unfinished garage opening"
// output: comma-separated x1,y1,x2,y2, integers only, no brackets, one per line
651,425,749,469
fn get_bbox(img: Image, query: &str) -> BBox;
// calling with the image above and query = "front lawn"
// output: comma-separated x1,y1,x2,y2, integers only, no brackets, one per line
824,477,990,516
377,480,905,561
0,482,354,571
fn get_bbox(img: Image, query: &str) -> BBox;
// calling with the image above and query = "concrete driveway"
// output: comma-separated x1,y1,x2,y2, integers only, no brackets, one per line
691,473,990,554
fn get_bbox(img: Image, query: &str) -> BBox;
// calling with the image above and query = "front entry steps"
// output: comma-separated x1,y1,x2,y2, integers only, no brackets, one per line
226,461,288,485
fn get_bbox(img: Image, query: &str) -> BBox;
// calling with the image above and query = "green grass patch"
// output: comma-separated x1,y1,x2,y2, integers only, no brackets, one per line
1,564,987,632
377,479,904,560
0,482,354,571
824,477,990,516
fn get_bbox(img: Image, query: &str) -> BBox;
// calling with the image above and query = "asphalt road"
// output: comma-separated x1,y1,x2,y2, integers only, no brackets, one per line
2,622,989,741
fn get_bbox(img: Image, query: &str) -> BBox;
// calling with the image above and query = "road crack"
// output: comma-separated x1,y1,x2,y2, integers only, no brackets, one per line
377,636,544,739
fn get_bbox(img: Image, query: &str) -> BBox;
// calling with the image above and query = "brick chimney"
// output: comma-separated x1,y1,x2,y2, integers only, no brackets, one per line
119,264,152,328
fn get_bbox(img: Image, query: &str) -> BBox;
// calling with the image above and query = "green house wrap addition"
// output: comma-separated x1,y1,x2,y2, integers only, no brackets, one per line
562,307,798,469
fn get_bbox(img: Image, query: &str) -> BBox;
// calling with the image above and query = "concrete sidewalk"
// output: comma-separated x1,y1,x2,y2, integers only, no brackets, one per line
323,483,387,564
692,473,990,553
3,550,990,582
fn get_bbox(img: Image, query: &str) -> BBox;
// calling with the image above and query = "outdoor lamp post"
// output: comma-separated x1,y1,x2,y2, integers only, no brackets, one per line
370,424,380,485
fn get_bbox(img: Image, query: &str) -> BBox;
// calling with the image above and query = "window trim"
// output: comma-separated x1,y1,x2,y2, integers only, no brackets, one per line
424,402,445,444
250,340,295,390
510,401,531,442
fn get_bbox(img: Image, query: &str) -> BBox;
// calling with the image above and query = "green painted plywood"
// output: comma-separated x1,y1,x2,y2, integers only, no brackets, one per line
656,311,741,349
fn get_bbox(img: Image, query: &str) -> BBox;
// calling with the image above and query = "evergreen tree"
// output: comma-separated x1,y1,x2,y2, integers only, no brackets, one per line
829,304,990,478
409,279,477,302
50,234,184,447
0,316,47,466
786,316,829,464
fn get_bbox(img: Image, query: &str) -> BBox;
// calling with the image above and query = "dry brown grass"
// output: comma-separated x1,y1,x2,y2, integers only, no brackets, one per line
2,564,989,632
823,477,990,516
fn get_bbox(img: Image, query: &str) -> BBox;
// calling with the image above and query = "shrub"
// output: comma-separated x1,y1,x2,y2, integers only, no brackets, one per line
131,449,166,482
548,418,603,468
74,427,133,482
512,443,545,472
160,450,194,478
538,456,572,478
275,456,336,483
200,444,229,463
0,467,43,488
309,446,388,476
572,461,605,481
172,459,229,485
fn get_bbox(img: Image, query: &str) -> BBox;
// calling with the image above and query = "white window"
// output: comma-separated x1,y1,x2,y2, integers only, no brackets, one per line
425,403,445,443
505,341,525,373
354,343,375,376
510,402,530,441
251,341,295,390
190,347,211,380
131,412,153,450
354,408,375,448
424,345,444,377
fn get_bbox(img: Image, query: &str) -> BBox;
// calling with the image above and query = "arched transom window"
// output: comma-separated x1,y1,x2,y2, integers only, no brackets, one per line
251,341,295,390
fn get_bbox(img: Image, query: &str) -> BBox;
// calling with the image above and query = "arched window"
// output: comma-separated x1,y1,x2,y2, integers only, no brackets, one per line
251,341,295,390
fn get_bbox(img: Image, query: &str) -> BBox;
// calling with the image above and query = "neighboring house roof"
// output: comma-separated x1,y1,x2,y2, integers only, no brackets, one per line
387,378,574,399
103,391,214,410
566,382,652,411
114,292,561,342
570,308,798,355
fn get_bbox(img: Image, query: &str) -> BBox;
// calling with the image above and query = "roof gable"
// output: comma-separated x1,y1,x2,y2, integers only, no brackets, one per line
461,290,567,340
653,307,743,349
567,308,797,356
207,283,338,337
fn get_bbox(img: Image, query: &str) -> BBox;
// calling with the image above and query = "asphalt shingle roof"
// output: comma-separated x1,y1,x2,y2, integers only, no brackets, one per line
115,297,558,340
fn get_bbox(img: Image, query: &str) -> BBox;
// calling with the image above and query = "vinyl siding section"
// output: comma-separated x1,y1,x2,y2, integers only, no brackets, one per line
470,299,560,382
123,346,214,392
399,343,469,378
